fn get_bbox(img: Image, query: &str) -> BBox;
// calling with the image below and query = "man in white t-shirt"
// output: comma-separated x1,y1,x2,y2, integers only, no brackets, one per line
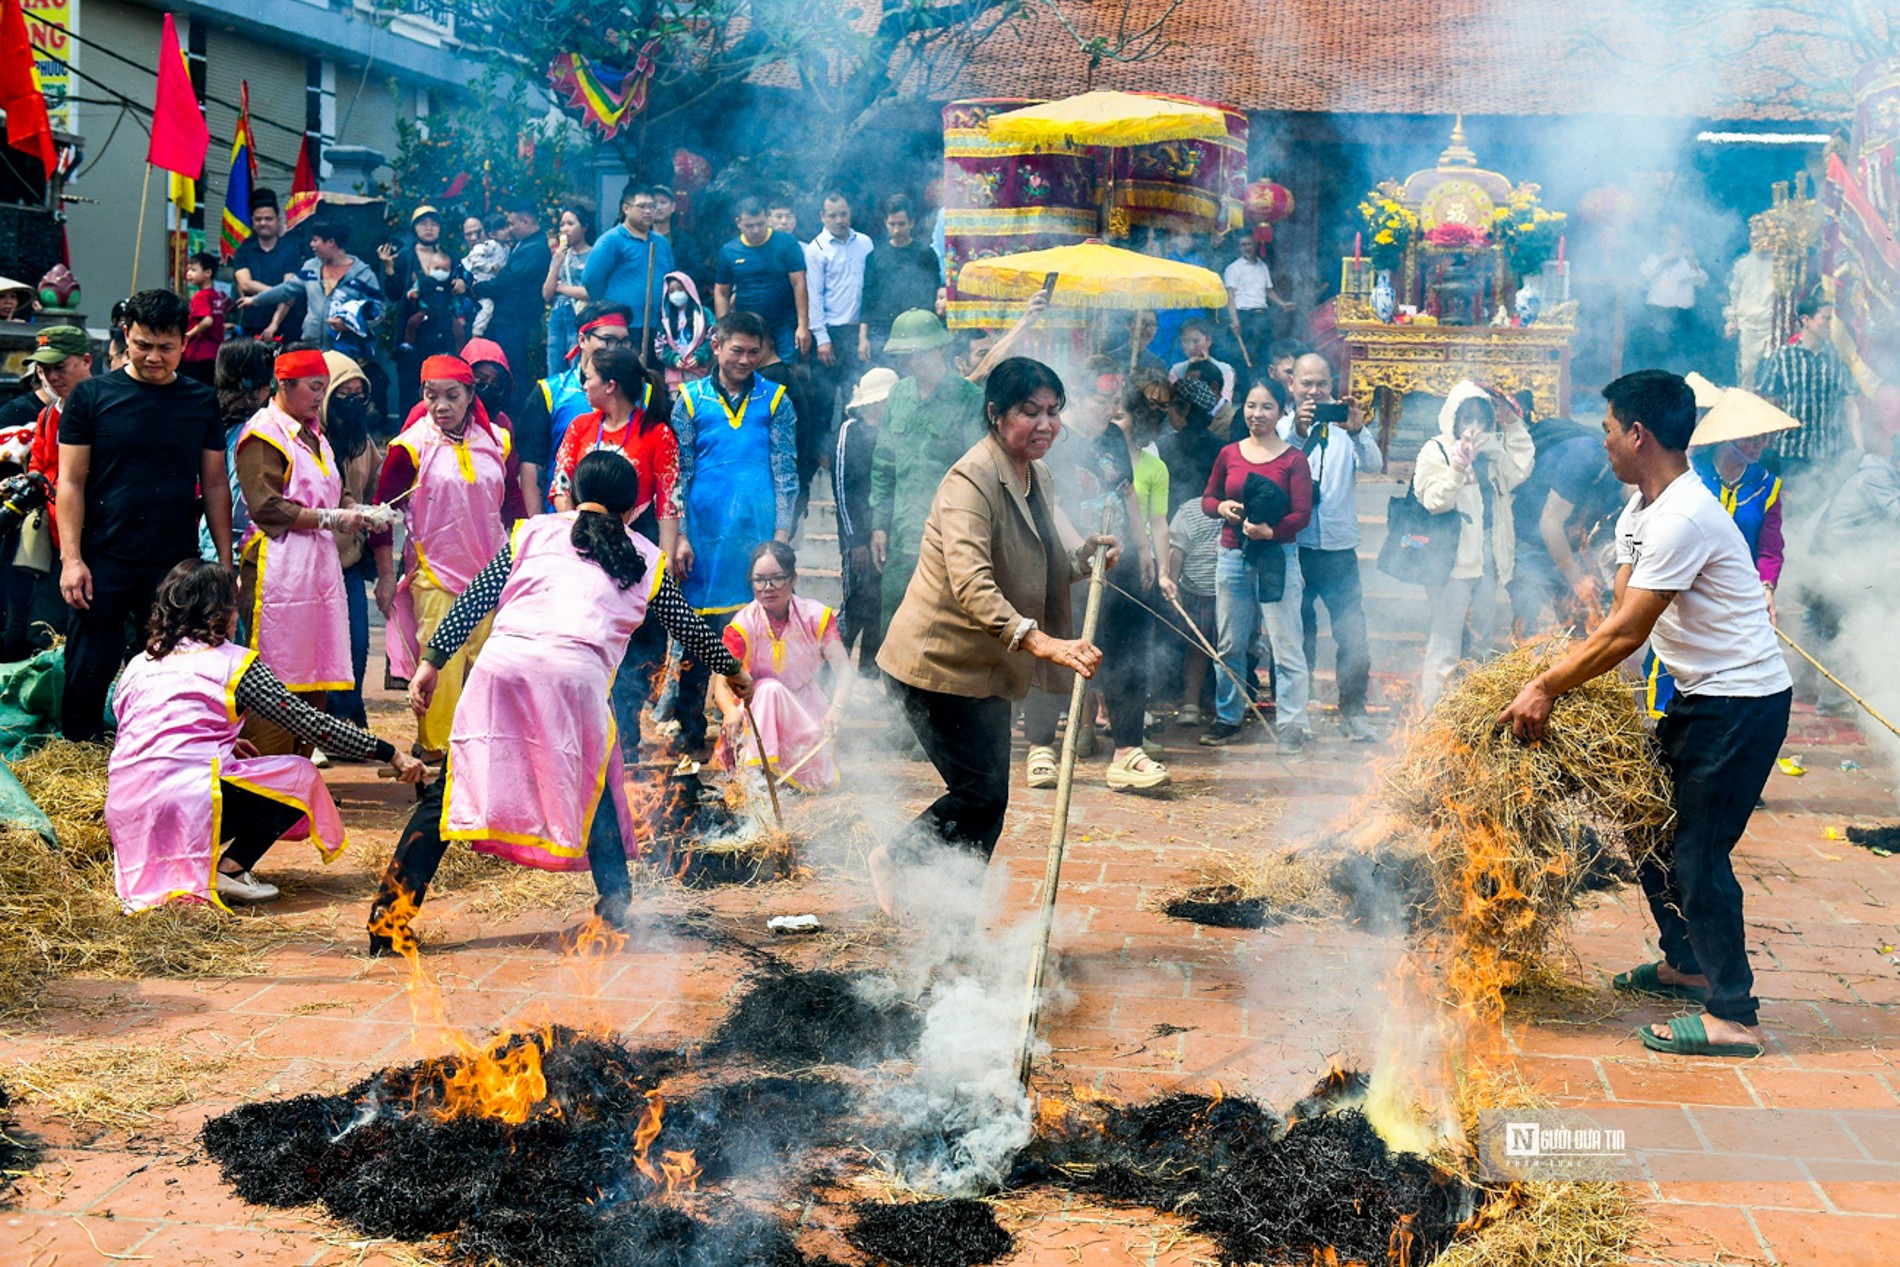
1499,369,1791,1060
1222,234,1290,367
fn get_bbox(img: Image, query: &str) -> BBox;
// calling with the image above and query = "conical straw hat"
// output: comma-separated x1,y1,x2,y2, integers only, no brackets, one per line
1685,371,1725,409
1689,388,1801,447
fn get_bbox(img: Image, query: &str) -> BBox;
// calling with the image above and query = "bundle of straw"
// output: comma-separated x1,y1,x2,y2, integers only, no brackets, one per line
1383,640,1674,1017
11,740,112,864
0,824,277,1016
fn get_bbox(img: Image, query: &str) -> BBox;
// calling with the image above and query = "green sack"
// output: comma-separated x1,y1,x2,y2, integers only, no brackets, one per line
0,645,64,763
0,759,56,845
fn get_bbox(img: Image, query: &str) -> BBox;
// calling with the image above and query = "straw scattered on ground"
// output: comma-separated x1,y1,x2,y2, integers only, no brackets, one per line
10,739,112,864
1149,847,1339,929
9,1040,248,1131
1383,639,1674,1018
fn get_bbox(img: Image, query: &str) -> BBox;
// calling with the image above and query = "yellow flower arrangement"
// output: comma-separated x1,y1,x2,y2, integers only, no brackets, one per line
1357,184,1420,267
1492,183,1568,276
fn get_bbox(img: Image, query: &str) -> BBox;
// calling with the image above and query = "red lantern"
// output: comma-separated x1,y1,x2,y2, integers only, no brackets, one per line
1243,179,1294,226
673,149,711,194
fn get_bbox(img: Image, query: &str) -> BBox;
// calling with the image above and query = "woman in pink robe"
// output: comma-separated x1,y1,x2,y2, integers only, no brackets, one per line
367,451,751,949
713,542,855,792
105,561,424,911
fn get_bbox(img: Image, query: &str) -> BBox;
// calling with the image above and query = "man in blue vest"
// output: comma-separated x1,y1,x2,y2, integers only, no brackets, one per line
668,310,799,755
514,302,633,513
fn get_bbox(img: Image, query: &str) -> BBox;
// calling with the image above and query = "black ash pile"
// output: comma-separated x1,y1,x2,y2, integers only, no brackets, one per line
1846,823,1900,856
707,967,923,1068
1015,1074,1466,1266
2,1081,44,1206
845,1198,1014,1267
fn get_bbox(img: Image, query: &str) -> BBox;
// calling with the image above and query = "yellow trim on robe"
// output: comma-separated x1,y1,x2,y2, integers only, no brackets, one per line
436,716,613,861
247,535,270,649
225,648,258,723
219,770,350,863
647,550,666,600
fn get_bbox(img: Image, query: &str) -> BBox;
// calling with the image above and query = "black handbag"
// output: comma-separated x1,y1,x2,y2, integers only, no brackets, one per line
1376,440,1462,587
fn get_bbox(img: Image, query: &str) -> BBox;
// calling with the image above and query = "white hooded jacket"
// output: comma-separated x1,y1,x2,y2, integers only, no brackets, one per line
1411,380,1535,583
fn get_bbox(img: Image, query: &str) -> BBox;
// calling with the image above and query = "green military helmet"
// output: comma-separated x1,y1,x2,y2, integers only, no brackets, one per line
881,308,954,355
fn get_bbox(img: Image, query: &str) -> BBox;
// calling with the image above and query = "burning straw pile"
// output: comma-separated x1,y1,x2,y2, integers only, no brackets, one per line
1383,640,1674,1016
1152,847,1338,929
201,1024,849,1267
1,741,275,1016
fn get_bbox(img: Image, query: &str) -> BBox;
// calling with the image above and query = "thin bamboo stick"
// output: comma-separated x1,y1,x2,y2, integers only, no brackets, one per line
1777,627,1900,740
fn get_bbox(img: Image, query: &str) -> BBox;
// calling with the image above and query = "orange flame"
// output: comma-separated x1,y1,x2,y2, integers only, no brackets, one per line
631,1090,699,1196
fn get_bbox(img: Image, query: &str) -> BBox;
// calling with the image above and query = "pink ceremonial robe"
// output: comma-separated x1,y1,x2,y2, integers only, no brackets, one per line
384,414,511,680
236,405,352,690
441,513,663,870
105,640,346,912
716,595,840,791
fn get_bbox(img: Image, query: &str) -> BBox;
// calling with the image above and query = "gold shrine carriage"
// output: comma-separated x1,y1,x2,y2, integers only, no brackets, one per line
1328,119,1577,452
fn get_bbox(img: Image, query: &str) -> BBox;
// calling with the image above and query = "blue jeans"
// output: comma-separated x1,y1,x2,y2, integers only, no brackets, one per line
329,555,374,728
1213,546,1308,731
547,304,579,377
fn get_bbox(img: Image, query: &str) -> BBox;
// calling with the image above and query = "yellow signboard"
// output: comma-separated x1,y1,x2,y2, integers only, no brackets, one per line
25,0,75,134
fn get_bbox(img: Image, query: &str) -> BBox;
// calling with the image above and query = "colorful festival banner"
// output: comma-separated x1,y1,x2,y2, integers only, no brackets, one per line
547,44,657,141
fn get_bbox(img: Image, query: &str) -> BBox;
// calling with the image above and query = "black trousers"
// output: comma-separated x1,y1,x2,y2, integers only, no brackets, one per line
890,676,1012,864
3,563,64,662
1096,559,1154,749
1298,546,1371,717
374,775,632,915
63,555,175,742
839,548,884,675
1642,688,1791,1028
220,782,309,872
669,609,736,757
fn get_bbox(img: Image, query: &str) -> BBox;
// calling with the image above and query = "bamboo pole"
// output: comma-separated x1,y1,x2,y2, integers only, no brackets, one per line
131,164,154,294
1777,627,1900,740
775,732,834,787
1016,527,1110,1092
742,700,785,831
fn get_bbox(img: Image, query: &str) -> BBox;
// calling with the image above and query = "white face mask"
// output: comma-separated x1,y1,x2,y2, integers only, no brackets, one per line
668,291,690,308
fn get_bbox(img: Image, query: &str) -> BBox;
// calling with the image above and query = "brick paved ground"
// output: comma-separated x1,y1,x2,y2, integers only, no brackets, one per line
4,515,1898,1265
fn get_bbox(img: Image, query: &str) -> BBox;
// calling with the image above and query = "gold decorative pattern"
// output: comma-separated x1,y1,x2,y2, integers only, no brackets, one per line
1338,321,1576,420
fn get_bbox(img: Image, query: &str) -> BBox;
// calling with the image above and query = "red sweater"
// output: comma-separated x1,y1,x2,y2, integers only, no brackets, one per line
1200,442,1313,550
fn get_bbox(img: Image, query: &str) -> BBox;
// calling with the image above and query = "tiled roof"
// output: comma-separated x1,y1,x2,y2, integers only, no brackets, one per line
948,1,1857,121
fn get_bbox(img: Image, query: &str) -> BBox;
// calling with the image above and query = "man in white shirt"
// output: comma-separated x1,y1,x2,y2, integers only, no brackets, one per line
1723,222,1777,386
1279,353,1382,741
1500,370,1792,1060
1638,226,1707,373
806,192,876,465
1222,234,1289,366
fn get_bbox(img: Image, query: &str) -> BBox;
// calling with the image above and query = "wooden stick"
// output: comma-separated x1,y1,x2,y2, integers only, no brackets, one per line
775,732,834,787
742,700,785,831
131,164,153,294
1017,529,1110,1092
1777,627,1900,740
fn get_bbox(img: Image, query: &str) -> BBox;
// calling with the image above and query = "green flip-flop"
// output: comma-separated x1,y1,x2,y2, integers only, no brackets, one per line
1612,961,1708,1003
1638,1014,1763,1059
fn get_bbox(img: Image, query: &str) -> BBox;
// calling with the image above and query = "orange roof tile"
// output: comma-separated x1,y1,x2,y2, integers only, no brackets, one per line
948,1,1856,122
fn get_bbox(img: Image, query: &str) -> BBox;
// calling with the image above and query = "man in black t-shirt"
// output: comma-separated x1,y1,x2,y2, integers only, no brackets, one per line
230,191,304,340
57,289,232,741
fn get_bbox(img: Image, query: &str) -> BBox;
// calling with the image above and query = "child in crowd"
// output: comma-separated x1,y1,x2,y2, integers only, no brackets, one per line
1167,494,1224,727
1171,318,1237,408
655,271,711,389
464,215,511,337
181,252,228,385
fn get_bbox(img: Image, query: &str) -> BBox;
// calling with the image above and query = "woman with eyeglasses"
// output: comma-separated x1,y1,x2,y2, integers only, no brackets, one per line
711,541,853,791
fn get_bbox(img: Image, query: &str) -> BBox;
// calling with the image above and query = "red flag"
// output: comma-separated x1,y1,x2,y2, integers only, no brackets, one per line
0,0,55,173
147,13,207,177
285,132,319,227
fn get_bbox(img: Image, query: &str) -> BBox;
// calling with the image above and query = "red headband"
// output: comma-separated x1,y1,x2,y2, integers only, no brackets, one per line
567,314,631,363
420,354,475,385
274,349,329,380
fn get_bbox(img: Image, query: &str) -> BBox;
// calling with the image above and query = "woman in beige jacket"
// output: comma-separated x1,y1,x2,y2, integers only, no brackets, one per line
1412,380,1534,710
872,357,1116,918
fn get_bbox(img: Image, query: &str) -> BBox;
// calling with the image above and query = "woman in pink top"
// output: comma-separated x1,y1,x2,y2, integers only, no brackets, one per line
1199,377,1314,751
713,542,854,792
106,561,423,911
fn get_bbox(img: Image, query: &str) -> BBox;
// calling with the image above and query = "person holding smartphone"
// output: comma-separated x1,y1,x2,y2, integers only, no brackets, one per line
1278,353,1383,743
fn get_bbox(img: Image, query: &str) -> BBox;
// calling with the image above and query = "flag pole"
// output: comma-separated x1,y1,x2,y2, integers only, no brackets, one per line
131,163,154,293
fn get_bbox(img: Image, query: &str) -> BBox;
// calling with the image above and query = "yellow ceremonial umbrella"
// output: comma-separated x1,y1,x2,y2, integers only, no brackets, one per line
956,239,1227,311
982,90,1227,149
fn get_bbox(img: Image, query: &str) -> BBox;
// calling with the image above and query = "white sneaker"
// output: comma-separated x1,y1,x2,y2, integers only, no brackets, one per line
217,869,280,904
1176,704,1202,728
311,748,331,769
